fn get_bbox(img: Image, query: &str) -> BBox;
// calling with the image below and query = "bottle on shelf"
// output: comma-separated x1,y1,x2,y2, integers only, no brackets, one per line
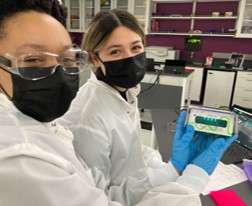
152,20,159,32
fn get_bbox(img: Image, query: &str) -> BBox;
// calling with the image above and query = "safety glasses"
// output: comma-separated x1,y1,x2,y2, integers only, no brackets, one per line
0,47,89,80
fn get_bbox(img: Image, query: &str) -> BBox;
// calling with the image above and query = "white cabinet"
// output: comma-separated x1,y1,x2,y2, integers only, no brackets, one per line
130,0,148,32
203,70,236,108
62,0,148,32
99,0,130,11
85,0,96,30
114,0,129,11
146,0,239,37
99,0,148,33
186,66,204,102
232,71,252,108
62,0,96,32
62,0,82,31
235,0,252,38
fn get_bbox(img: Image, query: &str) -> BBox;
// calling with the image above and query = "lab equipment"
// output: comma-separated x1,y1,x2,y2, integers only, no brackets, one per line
171,108,237,174
205,56,213,66
184,37,203,52
210,190,247,206
164,59,186,74
145,46,180,62
185,106,238,137
221,104,252,164
225,52,246,69
203,70,236,108
184,36,203,59
242,159,252,186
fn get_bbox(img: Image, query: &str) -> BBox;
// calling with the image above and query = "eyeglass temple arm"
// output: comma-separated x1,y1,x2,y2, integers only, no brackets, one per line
0,56,11,67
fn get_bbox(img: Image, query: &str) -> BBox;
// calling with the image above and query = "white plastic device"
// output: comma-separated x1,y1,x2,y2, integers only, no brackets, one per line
185,106,238,137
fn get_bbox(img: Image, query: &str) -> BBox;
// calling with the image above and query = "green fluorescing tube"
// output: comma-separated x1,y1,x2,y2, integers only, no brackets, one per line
195,116,227,128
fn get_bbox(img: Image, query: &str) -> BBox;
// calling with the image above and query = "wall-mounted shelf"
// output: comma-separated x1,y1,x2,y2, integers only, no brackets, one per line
147,0,240,37
151,15,238,20
151,16,192,19
149,32,236,37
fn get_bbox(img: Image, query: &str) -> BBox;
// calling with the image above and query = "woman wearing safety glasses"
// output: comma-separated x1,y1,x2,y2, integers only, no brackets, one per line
0,1,235,205
59,9,237,205
0,1,193,205
0,47,87,122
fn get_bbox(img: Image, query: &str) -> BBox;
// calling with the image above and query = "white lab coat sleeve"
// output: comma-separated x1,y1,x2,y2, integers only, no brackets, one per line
0,145,203,206
142,145,166,168
136,165,208,206
177,164,209,194
106,168,202,206
147,161,180,187
147,162,209,193
138,183,202,206
0,144,120,206
142,146,180,186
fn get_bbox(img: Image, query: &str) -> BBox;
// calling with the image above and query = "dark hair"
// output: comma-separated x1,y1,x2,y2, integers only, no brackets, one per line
82,9,145,54
0,0,67,39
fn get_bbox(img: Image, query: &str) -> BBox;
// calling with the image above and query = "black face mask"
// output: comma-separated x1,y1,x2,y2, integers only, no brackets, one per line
96,52,147,88
10,65,79,122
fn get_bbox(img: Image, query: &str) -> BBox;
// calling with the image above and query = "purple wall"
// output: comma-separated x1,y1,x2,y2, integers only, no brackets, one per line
147,1,252,58
71,1,252,59
146,35,252,59
70,32,84,46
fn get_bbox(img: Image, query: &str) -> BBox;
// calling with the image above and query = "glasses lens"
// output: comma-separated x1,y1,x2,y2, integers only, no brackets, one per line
13,52,57,80
5,48,89,80
61,48,89,74
18,66,55,80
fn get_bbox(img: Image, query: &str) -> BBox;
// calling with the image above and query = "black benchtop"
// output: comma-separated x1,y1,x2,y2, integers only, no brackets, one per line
146,69,194,77
186,64,252,72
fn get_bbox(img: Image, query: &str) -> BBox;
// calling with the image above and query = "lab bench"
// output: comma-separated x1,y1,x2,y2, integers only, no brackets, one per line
140,70,194,109
150,108,252,206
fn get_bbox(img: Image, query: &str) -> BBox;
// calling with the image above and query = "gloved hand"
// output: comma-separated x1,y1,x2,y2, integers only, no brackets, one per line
190,133,237,175
170,111,204,172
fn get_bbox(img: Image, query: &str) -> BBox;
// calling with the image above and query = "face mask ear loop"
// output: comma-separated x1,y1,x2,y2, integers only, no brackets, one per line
94,52,105,65
0,66,12,99
0,83,11,99
93,52,106,75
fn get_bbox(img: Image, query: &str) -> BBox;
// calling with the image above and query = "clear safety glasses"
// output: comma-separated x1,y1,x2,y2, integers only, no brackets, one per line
0,47,89,80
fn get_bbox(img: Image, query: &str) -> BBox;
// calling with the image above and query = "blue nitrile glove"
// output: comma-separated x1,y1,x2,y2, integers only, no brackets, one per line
190,134,237,175
170,111,205,172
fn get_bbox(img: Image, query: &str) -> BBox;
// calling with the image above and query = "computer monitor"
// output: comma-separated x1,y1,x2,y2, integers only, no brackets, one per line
232,104,252,146
164,59,186,74
146,58,155,72
184,37,203,52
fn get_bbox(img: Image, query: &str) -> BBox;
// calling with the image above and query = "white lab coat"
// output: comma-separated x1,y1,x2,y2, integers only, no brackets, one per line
0,93,206,206
59,75,171,184
59,75,209,191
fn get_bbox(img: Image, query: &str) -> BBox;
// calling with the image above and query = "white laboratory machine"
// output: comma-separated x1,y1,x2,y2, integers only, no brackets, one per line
203,70,236,109
145,46,180,62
